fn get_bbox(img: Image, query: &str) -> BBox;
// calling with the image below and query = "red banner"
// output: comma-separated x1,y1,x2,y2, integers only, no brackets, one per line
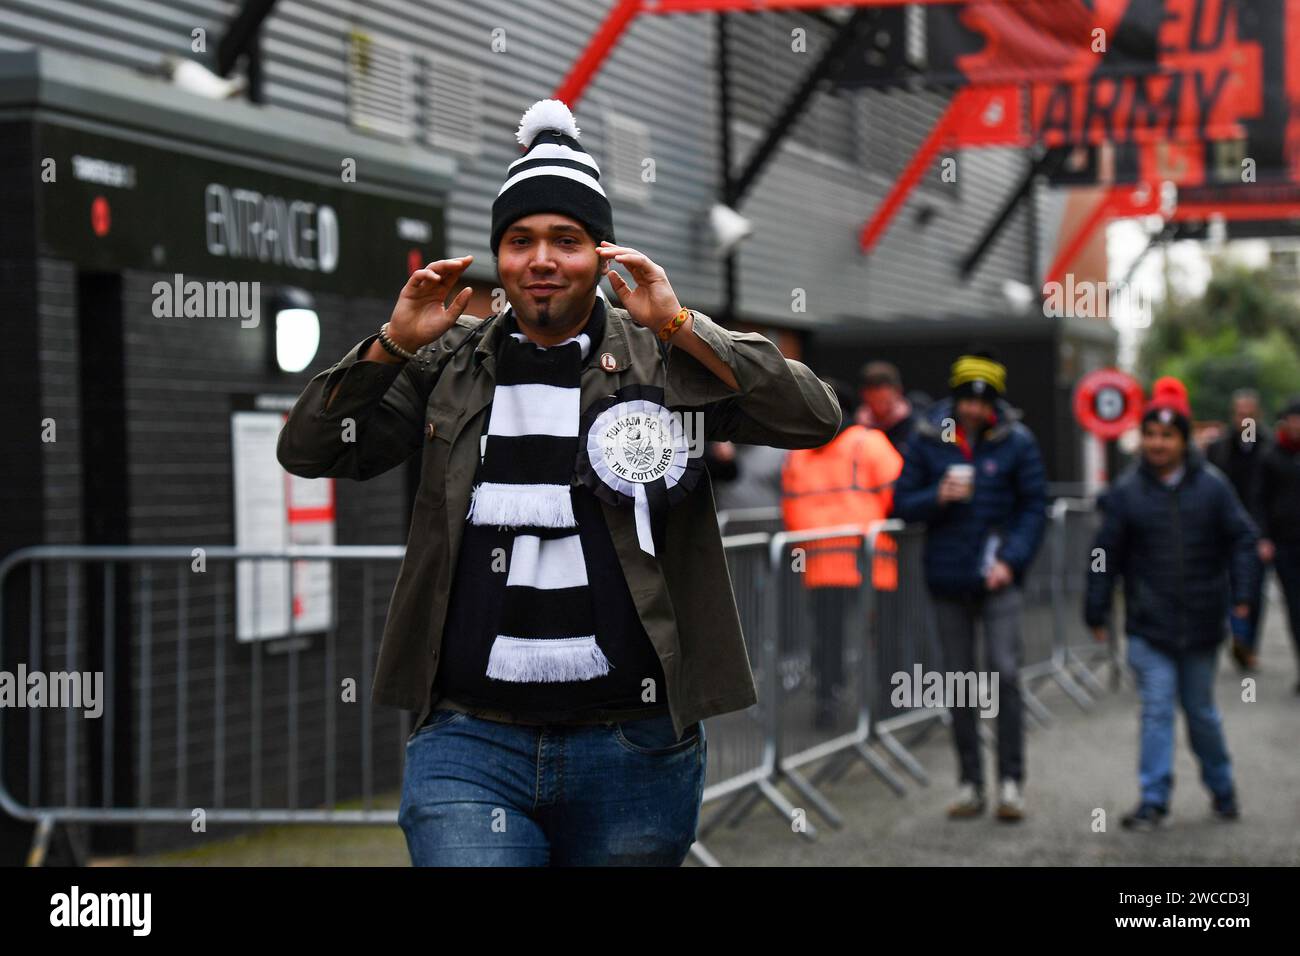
940,0,1271,148
853,0,1298,183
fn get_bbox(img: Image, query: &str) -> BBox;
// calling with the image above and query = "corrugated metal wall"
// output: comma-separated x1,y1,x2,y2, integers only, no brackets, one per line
0,0,1051,327
725,10,1038,324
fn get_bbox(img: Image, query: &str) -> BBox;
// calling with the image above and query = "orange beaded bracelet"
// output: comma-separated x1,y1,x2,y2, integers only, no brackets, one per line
658,307,691,343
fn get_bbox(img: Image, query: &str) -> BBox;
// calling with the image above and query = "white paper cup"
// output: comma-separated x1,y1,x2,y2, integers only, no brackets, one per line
946,463,975,499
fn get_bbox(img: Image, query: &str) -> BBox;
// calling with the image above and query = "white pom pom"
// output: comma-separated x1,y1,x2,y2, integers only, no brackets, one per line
515,98,580,148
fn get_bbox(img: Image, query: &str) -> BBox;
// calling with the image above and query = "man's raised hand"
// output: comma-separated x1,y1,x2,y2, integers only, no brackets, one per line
388,255,475,351
599,241,681,334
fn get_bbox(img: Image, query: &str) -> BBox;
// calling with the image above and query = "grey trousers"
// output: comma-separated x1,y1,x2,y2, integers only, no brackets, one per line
932,585,1025,788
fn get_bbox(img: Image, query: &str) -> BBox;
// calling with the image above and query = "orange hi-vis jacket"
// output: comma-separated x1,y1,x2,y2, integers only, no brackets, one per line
781,424,903,590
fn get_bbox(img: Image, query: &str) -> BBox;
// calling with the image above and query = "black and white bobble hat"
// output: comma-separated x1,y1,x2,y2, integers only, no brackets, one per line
490,98,616,255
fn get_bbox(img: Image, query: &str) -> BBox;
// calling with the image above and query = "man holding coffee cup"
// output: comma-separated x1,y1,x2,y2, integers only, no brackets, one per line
893,349,1048,821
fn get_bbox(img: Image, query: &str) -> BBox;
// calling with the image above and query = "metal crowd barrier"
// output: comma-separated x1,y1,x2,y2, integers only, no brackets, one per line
700,524,890,844
1017,511,1075,723
716,506,783,537
3,501,1106,866
1051,498,1119,695
696,500,1112,859
0,545,414,865
861,521,950,784
692,533,775,866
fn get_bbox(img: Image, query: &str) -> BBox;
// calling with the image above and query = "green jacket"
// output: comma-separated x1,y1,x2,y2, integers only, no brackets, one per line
276,304,841,739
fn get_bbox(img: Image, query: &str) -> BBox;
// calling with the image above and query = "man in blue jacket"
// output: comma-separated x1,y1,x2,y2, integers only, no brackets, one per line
893,350,1047,821
1085,377,1257,830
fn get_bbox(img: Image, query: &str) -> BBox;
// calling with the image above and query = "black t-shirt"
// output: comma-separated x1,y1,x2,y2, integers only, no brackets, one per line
431,308,669,723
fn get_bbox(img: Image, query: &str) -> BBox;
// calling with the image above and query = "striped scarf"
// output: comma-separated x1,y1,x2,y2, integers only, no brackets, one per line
465,316,610,683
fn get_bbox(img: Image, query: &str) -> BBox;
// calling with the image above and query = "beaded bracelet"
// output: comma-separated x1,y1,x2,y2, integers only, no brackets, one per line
378,322,417,361
658,307,691,343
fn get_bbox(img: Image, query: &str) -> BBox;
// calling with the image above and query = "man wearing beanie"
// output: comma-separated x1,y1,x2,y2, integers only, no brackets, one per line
1085,376,1258,829
1254,396,1300,692
277,98,841,866
893,348,1047,821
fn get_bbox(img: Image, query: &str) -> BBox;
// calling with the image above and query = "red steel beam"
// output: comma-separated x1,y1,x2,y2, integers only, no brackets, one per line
1040,191,1300,287
553,0,644,108
857,88,976,252
1042,187,1119,289
1042,190,1300,290
1042,182,1165,287
554,0,967,107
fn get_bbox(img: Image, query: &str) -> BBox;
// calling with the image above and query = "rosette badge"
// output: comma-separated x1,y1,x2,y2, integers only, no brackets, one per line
577,384,704,556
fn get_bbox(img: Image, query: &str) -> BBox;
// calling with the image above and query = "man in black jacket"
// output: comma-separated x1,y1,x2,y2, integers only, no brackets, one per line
1206,389,1271,669
1254,397,1300,692
1085,377,1258,830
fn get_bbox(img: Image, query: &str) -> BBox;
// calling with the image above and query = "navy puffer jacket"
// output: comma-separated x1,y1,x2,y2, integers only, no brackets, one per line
892,398,1048,597
1084,452,1259,653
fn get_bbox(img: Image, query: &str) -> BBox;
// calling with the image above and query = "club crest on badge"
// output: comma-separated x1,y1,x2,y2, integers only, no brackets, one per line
599,415,676,484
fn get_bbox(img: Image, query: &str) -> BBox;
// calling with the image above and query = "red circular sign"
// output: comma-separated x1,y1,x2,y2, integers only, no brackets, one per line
1073,368,1145,440
91,196,111,237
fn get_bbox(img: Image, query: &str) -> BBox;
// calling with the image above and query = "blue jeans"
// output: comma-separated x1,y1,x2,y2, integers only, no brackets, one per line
1125,635,1234,807
399,709,706,866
